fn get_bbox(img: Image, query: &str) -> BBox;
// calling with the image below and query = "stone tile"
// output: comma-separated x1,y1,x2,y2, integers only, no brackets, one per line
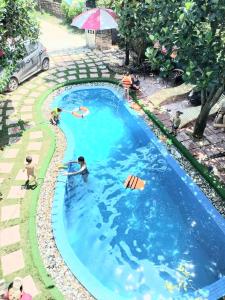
5,109,14,116
8,126,21,135
27,142,42,151
15,169,27,181
3,148,19,158
6,119,18,126
0,178,4,184
8,136,21,145
0,225,20,247
20,106,33,113
29,131,43,139
20,113,33,121
57,72,66,78
23,98,36,104
29,92,40,98
0,163,14,174
1,204,20,222
7,186,26,199
0,124,2,131
89,73,99,78
1,249,25,276
79,69,87,73
0,108,3,114
0,116,2,123
89,68,98,73
79,74,88,79
17,88,30,95
68,70,76,75
56,78,66,83
67,75,77,80
30,154,39,164
22,276,39,298
101,73,110,78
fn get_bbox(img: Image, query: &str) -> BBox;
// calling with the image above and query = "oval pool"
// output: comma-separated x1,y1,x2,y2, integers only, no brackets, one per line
52,86,225,300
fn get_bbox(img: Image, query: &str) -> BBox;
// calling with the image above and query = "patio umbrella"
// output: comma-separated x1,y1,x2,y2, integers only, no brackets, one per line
71,8,118,30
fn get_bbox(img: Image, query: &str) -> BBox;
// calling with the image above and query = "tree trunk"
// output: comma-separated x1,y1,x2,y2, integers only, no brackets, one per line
125,42,129,65
193,102,212,139
193,85,224,138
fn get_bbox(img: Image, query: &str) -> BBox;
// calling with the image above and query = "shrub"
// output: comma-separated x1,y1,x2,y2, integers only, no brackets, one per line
61,0,85,24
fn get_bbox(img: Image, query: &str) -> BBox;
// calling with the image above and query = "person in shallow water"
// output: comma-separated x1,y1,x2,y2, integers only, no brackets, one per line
63,156,89,182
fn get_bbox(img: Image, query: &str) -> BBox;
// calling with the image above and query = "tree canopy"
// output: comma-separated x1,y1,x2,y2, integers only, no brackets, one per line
145,0,225,137
0,0,39,92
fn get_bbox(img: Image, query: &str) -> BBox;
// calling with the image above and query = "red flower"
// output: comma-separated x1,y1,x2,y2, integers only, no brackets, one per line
0,49,5,57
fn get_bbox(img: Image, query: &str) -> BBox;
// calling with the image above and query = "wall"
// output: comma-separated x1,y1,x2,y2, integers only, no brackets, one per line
39,0,64,18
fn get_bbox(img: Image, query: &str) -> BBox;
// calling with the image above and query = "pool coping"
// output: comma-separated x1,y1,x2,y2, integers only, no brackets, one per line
51,84,225,299
34,79,225,300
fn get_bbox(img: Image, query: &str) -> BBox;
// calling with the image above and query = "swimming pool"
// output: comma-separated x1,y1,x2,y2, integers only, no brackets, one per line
52,85,225,300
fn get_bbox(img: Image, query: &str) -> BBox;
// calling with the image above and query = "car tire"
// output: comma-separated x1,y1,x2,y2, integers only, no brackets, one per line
42,58,49,71
7,77,19,92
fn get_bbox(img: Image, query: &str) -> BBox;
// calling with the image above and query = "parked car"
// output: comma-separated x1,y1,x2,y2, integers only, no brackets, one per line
0,41,49,92
188,90,201,106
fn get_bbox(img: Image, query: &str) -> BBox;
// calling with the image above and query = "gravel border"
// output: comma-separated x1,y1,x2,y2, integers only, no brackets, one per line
36,83,224,300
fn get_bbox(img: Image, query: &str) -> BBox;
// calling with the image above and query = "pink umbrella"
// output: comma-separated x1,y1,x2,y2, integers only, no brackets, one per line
71,8,118,30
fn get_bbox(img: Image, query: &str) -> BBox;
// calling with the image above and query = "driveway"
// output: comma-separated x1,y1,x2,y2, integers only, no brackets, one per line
38,14,86,53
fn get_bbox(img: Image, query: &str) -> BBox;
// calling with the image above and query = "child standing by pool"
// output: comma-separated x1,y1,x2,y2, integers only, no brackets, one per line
63,156,89,182
23,156,37,186
171,111,183,135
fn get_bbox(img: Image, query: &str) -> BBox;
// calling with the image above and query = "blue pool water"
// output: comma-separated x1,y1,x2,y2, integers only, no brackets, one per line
52,86,225,300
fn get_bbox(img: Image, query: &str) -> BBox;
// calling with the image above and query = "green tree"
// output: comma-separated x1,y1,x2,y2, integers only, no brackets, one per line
145,0,225,138
0,0,39,92
114,0,151,65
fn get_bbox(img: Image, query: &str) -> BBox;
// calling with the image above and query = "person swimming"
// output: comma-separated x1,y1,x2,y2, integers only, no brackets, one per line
62,156,89,182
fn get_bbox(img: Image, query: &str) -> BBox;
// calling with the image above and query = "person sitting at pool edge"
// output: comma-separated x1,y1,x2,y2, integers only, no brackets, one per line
63,156,89,182
131,74,141,91
50,107,62,125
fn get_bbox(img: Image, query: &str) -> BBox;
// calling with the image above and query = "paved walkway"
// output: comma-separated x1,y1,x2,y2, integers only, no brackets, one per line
0,46,225,298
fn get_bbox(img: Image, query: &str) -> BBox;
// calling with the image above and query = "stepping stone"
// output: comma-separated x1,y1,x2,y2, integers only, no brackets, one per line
5,109,14,116
23,98,36,104
56,78,66,83
30,154,39,164
15,169,27,181
3,148,19,158
20,113,33,121
1,249,25,276
90,68,98,72
0,124,3,130
29,92,40,98
0,162,14,174
22,276,39,298
57,72,66,78
29,131,43,139
17,88,30,95
27,142,42,151
20,106,32,113
0,225,20,247
8,126,21,135
0,108,2,114
67,75,77,80
68,70,76,75
90,73,99,78
7,186,26,199
79,69,87,73
102,73,110,78
9,136,21,145
0,178,4,184
6,119,18,126
0,116,2,122
79,74,88,79
1,204,20,221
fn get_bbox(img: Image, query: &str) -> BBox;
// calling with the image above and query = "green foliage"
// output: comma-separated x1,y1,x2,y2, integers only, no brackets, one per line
145,0,225,137
114,0,152,64
61,0,85,24
0,0,39,92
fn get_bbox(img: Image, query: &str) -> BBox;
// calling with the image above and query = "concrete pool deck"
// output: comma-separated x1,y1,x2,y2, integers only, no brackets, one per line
0,48,225,299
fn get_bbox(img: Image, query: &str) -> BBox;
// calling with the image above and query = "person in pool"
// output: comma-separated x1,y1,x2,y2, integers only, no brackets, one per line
63,156,89,182
50,107,62,125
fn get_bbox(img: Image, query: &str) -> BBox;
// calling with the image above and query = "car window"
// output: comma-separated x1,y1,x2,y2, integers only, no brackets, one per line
25,42,38,54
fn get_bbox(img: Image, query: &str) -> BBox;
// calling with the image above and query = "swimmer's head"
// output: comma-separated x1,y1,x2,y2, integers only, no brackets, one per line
78,156,85,163
26,156,32,163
